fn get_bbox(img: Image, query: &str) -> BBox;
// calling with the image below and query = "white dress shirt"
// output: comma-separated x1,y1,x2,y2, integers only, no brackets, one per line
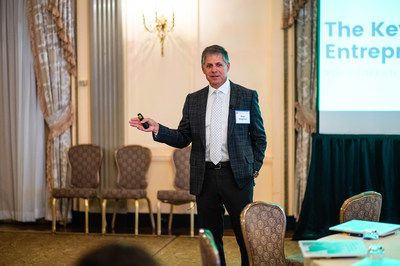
205,79,230,162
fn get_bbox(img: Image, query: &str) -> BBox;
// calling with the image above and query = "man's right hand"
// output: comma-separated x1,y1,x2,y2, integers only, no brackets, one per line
129,116,159,134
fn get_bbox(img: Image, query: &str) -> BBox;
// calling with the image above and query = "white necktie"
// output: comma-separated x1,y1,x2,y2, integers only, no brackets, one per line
210,90,222,165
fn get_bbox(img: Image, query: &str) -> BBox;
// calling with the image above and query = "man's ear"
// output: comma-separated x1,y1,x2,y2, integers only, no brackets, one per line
227,62,230,72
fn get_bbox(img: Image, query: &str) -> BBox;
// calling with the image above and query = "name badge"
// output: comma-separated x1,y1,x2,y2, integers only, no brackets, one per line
235,110,250,124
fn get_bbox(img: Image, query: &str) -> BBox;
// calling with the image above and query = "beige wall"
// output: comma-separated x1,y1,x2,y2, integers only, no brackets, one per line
76,0,295,216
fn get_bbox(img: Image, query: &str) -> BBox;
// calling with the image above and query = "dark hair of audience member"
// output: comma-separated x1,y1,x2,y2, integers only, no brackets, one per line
76,243,161,266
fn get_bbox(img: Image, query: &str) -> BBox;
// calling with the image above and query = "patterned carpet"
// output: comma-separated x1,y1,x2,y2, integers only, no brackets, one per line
0,230,303,265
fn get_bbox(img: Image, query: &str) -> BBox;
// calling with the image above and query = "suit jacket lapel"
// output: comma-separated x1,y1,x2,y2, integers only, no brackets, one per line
198,87,209,148
228,81,239,139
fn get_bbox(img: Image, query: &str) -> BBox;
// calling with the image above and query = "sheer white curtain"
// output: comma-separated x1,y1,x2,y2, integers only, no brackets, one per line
0,0,46,221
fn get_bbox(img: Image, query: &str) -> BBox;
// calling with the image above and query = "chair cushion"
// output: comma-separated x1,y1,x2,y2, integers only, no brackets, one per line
68,145,102,188
52,188,98,198
157,190,195,205
115,145,151,189
101,189,147,199
173,147,191,190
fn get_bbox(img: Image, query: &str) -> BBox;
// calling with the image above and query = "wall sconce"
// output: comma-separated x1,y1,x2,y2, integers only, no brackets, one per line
143,12,175,57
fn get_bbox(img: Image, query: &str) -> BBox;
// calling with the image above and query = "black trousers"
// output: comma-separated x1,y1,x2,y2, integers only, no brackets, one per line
196,164,253,266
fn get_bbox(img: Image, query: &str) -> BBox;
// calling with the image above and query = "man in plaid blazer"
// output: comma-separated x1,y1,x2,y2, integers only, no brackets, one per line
129,45,267,266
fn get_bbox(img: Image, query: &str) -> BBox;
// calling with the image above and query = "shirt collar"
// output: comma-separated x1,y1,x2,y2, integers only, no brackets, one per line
208,79,230,97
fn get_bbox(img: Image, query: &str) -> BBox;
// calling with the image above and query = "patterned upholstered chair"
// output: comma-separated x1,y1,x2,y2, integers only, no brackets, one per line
52,144,103,234
100,145,155,235
199,228,221,266
157,146,196,237
340,191,382,223
240,201,303,266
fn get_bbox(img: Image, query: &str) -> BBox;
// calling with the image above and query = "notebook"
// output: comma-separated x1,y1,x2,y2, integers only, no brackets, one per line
352,257,400,266
299,239,368,258
329,220,400,237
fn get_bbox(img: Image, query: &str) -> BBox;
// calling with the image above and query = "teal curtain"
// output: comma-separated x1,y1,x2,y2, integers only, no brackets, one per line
293,133,400,240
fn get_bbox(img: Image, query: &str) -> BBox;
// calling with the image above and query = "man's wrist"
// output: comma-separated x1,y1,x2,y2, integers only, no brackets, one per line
153,123,159,135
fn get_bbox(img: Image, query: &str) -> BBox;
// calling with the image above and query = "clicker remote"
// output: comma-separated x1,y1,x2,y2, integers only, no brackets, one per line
137,113,149,129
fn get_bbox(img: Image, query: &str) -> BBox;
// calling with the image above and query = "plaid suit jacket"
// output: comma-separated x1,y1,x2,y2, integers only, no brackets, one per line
154,81,267,195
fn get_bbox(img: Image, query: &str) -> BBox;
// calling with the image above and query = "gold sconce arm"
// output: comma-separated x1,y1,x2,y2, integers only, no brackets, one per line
143,12,175,57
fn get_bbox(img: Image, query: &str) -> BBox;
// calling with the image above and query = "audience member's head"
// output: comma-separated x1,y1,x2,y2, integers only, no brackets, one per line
76,243,161,266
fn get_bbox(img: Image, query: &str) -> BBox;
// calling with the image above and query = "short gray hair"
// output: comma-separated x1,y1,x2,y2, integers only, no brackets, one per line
201,45,229,66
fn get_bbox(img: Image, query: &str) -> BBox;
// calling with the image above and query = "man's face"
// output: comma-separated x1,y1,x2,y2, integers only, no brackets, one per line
201,53,230,89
